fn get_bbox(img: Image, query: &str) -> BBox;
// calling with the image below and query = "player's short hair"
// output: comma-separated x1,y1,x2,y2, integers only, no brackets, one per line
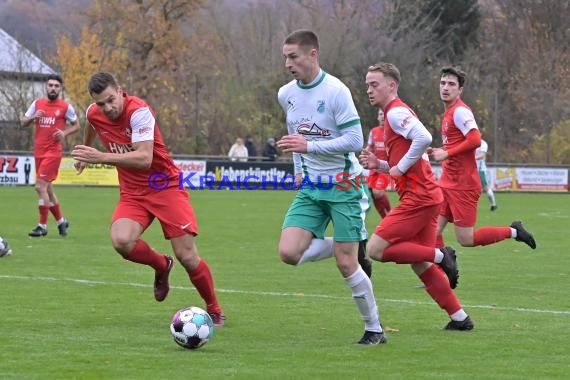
284,30,319,52
441,66,467,87
368,62,401,85
46,74,63,84
88,72,119,95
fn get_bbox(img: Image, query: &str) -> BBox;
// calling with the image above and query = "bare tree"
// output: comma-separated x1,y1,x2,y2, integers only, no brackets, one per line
482,0,570,163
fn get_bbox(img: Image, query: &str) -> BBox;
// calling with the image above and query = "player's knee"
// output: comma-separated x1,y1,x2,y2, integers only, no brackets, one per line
279,246,300,265
369,252,384,261
34,183,46,194
457,235,474,247
111,235,135,256
177,254,200,271
368,246,384,261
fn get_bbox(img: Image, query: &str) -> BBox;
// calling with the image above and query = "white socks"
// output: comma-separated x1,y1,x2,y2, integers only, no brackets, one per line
434,249,444,264
486,188,496,206
345,267,382,333
450,309,468,321
297,237,334,265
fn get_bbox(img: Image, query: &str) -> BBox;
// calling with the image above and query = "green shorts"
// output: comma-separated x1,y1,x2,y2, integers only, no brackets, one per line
479,170,488,187
282,180,370,242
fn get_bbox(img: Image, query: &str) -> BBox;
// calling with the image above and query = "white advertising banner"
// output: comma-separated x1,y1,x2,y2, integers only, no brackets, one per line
173,159,207,187
514,167,568,191
0,155,35,185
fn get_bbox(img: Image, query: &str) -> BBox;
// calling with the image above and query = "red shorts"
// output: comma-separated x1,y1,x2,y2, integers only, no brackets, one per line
375,199,440,246
35,156,62,182
439,188,480,227
112,187,199,239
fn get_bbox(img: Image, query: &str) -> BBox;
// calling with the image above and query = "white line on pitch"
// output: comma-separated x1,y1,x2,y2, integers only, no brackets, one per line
1,274,569,316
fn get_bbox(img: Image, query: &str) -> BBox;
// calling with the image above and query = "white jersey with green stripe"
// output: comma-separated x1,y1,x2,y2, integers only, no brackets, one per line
277,70,364,183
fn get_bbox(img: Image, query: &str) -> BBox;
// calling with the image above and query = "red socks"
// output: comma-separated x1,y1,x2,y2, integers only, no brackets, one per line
435,234,445,249
39,205,49,225
125,240,168,272
373,193,392,218
381,242,435,264
187,259,222,314
49,203,63,221
419,265,462,315
473,227,512,246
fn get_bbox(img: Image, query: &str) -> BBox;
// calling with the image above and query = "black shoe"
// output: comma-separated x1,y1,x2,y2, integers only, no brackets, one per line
357,330,387,345
28,225,47,237
511,221,536,249
490,205,498,211
437,246,459,289
444,316,474,331
58,219,69,237
358,239,372,278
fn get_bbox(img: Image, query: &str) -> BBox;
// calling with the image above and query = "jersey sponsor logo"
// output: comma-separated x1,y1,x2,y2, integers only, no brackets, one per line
108,142,133,154
316,100,325,113
400,115,413,129
287,98,296,111
296,123,331,137
39,116,56,125
138,126,152,135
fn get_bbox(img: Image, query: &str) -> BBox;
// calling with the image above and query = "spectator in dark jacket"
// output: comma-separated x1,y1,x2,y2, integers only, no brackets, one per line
262,137,278,161
245,136,257,161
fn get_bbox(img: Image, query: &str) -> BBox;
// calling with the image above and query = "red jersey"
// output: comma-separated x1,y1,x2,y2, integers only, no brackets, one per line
368,126,387,160
384,98,442,205
86,92,179,195
439,99,480,190
26,98,77,158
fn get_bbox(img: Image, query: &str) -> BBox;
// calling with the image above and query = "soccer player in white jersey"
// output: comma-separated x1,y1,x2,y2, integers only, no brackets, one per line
475,139,497,211
276,30,385,345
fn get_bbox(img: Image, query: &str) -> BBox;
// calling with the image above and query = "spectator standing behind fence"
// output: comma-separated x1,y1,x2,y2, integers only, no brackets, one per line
228,137,248,162
262,137,278,161
245,136,257,161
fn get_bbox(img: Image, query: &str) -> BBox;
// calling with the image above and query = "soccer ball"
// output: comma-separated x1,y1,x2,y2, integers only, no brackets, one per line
0,236,12,258
170,306,214,349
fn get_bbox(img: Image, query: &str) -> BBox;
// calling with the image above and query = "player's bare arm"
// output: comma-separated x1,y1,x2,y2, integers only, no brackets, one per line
359,149,390,172
72,140,154,169
429,147,449,162
53,120,80,142
20,110,45,128
73,123,98,174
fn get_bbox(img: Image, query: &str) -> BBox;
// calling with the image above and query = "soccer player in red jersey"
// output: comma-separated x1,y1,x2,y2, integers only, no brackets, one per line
364,108,392,218
21,74,79,238
71,72,225,326
429,66,536,251
360,62,473,331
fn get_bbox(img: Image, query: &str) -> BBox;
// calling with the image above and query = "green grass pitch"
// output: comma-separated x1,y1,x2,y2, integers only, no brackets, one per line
0,186,568,379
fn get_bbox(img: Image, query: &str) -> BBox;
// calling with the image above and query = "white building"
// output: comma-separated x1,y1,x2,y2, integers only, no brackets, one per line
0,27,56,150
